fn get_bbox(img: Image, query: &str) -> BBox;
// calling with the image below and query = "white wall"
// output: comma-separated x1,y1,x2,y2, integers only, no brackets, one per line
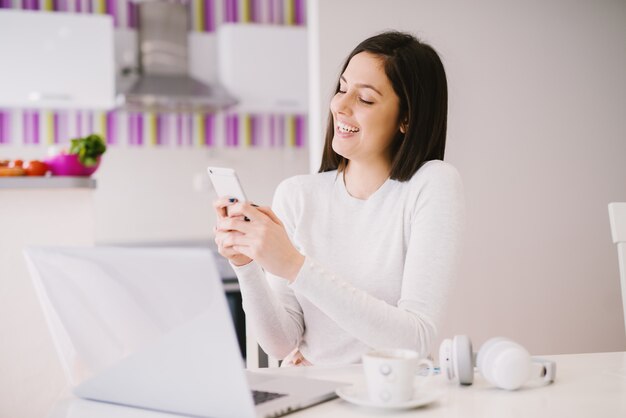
309,0,626,355
92,147,309,244
0,145,309,245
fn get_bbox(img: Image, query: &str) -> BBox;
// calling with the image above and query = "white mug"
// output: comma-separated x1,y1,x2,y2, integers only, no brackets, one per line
362,349,434,405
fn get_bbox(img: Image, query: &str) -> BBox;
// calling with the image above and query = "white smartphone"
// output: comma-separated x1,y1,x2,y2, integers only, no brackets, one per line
207,167,247,202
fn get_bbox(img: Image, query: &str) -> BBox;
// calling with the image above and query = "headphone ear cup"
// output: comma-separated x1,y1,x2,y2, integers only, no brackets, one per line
478,338,532,390
476,337,509,384
452,335,474,385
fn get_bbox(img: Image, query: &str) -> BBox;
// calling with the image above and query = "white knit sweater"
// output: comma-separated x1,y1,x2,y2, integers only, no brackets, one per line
232,160,465,365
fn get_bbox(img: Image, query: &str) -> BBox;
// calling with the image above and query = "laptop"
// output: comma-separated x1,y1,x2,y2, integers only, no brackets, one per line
24,246,344,418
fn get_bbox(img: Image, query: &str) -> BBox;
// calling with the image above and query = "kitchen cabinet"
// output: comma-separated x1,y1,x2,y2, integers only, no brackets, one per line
0,178,96,418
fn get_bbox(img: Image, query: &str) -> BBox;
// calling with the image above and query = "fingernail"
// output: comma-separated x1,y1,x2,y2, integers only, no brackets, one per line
229,198,237,203
251,203,259,207
244,216,250,222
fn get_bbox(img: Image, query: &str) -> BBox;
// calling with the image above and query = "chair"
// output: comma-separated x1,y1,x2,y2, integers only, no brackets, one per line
246,325,280,369
609,202,626,336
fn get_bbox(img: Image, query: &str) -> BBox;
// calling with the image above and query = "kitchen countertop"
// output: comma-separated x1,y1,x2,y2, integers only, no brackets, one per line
0,176,96,189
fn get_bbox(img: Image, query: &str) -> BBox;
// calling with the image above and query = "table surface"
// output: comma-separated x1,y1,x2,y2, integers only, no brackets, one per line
47,351,626,418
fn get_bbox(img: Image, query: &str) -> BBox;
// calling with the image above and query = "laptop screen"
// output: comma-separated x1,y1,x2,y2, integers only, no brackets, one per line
25,246,257,418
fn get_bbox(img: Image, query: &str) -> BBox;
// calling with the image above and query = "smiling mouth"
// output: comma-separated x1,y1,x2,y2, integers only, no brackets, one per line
336,121,360,134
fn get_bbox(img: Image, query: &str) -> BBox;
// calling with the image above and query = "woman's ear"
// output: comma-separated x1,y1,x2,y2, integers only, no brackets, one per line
399,119,408,134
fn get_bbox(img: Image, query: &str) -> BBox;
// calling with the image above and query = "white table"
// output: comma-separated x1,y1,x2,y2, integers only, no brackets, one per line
47,352,626,418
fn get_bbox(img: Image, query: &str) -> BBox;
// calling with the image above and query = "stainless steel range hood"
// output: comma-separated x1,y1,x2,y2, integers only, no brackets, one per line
117,1,236,112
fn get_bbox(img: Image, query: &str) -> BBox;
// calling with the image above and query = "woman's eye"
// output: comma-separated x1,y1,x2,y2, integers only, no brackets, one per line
337,89,346,94
359,98,374,105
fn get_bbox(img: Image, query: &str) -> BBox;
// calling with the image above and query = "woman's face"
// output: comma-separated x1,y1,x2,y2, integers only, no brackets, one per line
330,51,402,166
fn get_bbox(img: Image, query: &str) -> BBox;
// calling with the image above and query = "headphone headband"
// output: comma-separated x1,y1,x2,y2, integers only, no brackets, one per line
531,358,557,385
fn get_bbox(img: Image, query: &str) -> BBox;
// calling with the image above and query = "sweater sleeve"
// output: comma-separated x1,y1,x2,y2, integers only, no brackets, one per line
231,261,304,359
230,179,306,359
289,165,465,357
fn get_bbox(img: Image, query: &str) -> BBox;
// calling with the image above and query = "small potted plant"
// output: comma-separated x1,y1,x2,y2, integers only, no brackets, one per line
46,134,107,176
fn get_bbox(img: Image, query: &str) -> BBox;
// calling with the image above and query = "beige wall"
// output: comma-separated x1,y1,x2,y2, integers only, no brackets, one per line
309,0,626,355
92,147,309,244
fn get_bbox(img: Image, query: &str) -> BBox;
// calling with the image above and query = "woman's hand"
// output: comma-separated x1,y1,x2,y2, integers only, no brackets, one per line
215,202,305,282
213,197,252,267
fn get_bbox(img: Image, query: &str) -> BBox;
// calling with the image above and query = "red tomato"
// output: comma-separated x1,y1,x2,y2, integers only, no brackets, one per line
23,160,49,176
9,159,23,168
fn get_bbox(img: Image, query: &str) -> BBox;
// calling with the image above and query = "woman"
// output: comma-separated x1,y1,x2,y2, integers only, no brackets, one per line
213,31,465,366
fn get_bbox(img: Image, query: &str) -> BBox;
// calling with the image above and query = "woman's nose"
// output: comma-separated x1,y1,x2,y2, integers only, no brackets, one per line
331,92,352,115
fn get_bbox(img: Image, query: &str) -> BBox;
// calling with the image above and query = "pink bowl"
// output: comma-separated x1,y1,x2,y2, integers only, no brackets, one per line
45,154,101,176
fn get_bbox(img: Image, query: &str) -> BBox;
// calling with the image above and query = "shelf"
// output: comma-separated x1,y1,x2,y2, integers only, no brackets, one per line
0,176,96,189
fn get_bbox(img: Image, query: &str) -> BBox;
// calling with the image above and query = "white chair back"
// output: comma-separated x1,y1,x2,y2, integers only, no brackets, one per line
609,202,626,336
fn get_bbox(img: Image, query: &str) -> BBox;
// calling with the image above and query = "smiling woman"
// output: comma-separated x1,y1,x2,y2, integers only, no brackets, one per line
213,31,465,367
329,52,402,183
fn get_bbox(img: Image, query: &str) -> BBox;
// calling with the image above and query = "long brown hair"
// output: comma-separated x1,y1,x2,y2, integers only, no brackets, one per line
318,31,448,182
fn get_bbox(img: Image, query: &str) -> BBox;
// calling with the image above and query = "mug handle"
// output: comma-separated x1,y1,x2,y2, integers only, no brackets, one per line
414,358,435,390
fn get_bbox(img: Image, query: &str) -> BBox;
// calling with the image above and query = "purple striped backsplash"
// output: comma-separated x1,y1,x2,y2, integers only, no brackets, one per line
2,110,306,148
294,114,305,147
206,114,213,146
87,112,94,135
51,0,65,12
267,0,276,23
204,0,215,31
249,114,259,146
107,0,118,27
128,112,141,146
249,0,258,23
155,113,164,145
6,0,307,27
51,112,57,144
224,0,237,23
276,0,283,25
136,112,144,146
232,114,241,147
127,0,138,28
185,114,192,145
176,114,183,146
53,112,59,144
106,111,116,145
75,111,83,138
21,0,38,10
225,114,233,147
277,115,285,147
23,111,40,145
294,0,304,25
0,111,9,144
268,114,275,147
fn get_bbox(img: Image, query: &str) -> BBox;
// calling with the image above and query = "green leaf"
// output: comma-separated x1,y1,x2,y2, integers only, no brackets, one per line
68,134,107,166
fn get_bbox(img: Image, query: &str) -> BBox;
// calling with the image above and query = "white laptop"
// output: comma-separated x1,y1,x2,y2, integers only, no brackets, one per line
24,246,343,418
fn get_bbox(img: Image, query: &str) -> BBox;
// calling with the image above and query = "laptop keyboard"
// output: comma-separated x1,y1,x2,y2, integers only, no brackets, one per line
252,390,287,405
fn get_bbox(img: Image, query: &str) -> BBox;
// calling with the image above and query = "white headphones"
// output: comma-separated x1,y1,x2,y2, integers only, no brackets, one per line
439,335,556,390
